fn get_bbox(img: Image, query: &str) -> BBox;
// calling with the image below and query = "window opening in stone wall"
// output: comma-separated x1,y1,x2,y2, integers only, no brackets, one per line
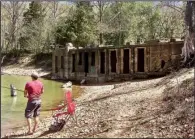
137,48,145,72
72,54,75,72
110,50,117,72
61,56,64,69
78,52,82,65
100,52,105,74
55,56,58,73
84,52,89,73
123,49,129,74
161,60,165,69
91,52,95,66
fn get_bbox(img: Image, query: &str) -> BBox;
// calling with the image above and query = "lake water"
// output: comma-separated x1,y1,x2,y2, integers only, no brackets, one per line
1,74,82,136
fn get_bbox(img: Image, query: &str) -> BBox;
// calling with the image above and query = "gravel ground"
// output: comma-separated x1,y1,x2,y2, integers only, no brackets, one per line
1,66,194,138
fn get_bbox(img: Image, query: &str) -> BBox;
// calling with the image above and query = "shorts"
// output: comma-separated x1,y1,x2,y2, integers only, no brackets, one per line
25,99,41,118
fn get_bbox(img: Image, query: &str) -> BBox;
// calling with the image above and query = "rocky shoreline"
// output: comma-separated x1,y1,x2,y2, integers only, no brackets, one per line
1,66,194,138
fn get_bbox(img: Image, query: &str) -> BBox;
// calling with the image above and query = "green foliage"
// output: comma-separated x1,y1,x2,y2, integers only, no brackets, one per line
102,2,131,46
157,7,184,39
102,2,184,45
102,2,161,45
128,2,161,43
55,17,77,45
55,1,96,47
20,1,45,52
1,1,186,54
23,2,45,25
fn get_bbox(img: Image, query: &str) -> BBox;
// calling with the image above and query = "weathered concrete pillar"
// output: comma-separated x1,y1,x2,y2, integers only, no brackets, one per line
116,49,120,74
63,44,76,80
132,47,135,73
75,50,78,79
106,49,109,74
130,48,133,73
146,47,150,72
52,49,61,77
129,48,132,73
59,52,62,78
96,50,100,75
134,48,137,72
120,49,123,74
52,51,56,74
64,47,69,79
144,47,147,72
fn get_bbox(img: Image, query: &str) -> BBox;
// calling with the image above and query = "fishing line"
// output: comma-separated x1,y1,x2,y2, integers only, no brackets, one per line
1,86,23,92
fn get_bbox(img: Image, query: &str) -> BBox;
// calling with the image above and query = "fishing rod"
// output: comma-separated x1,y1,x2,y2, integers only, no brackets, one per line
1,86,23,92
2,85,85,112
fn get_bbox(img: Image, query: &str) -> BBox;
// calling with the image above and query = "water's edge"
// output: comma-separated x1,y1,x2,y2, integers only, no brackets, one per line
1,74,83,137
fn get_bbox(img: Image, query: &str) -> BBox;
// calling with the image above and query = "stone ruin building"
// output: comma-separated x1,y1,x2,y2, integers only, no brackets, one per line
52,40,183,83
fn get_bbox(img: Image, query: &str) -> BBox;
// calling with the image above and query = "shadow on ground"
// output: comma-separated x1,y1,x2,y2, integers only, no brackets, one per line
36,130,57,138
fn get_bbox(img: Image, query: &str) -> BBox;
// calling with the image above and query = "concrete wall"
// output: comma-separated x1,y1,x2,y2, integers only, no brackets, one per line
52,48,66,79
52,46,72,79
52,41,184,82
68,49,100,83
148,42,183,72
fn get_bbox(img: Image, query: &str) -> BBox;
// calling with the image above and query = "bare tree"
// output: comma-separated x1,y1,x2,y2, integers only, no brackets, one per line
50,1,72,21
159,1,195,65
93,1,110,45
43,1,74,51
157,1,185,38
160,1,185,14
2,1,27,53
182,1,195,64
45,1,73,28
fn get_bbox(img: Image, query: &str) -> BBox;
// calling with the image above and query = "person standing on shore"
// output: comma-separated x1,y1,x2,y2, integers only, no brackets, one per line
24,72,44,135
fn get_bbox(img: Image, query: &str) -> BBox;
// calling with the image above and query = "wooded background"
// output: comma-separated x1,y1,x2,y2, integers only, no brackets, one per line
1,1,194,64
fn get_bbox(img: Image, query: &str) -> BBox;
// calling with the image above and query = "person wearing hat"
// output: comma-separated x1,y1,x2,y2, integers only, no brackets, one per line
24,72,44,135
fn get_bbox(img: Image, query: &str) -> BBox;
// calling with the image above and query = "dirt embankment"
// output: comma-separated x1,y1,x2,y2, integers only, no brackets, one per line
1,53,52,77
2,68,194,138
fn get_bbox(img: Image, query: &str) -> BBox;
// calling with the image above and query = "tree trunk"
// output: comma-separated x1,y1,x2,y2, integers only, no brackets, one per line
10,2,19,50
182,1,195,64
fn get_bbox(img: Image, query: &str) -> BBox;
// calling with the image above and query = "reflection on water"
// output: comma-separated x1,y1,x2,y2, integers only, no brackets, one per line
10,97,17,111
1,74,82,136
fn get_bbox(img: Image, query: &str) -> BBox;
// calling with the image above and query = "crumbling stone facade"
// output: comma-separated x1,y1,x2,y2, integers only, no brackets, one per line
52,41,183,83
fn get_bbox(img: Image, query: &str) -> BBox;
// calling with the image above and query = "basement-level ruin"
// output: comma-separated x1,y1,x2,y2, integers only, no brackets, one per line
52,40,183,83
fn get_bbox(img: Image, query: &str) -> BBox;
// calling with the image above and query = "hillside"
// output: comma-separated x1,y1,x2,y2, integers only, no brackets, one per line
2,67,194,138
